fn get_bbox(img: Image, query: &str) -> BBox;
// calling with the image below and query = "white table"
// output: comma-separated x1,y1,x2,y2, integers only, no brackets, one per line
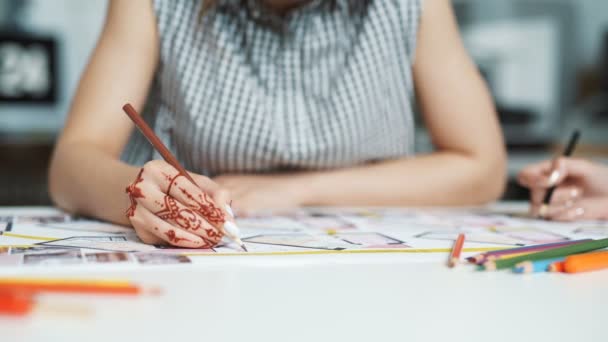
1,258,607,342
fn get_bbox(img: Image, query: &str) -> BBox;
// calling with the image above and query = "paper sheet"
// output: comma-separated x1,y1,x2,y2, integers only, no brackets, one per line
0,206,607,268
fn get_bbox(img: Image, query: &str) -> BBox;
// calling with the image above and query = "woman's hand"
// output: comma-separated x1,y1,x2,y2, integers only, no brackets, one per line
125,160,231,248
518,158,608,221
214,174,308,216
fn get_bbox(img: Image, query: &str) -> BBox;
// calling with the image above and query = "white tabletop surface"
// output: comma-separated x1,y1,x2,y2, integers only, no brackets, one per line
1,259,607,342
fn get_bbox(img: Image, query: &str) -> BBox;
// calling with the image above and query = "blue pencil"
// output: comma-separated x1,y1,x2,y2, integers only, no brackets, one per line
513,257,566,274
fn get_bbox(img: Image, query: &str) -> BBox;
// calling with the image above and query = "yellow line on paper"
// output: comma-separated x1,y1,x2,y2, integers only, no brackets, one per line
0,232,56,241
183,247,501,257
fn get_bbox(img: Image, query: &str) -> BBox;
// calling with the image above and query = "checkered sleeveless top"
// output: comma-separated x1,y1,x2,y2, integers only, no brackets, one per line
122,0,421,176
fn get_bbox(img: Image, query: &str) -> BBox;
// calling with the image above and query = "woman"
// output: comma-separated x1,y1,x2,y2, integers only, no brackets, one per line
49,0,506,248
519,158,608,221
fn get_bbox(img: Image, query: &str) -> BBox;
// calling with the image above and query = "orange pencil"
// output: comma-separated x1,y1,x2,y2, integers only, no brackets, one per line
0,278,154,296
0,291,34,316
448,234,465,268
563,251,608,274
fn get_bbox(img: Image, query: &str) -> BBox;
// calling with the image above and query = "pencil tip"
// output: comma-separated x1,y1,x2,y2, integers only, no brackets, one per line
241,244,248,252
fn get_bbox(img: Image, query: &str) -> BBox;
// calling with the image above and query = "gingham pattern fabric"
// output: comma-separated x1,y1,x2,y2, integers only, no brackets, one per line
122,0,421,176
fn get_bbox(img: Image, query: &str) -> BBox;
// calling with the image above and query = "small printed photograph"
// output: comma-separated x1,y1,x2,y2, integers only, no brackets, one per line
573,226,608,237
22,249,83,266
0,216,12,232
0,254,23,266
9,246,67,254
15,214,71,225
134,253,191,265
245,234,349,250
416,231,526,246
39,236,156,252
334,232,409,249
85,252,133,264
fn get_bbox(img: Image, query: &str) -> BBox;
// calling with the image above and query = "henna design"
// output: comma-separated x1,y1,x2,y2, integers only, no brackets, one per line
125,169,145,218
155,196,204,231
152,172,226,248
164,173,225,225
164,230,194,244
154,195,222,248
178,186,225,224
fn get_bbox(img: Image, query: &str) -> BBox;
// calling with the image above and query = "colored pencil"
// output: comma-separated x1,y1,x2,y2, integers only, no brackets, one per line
539,130,580,218
548,261,565,272
513,257,565,274
467,239,591,264
482,238,608,271
563,251,608,273
122,103,246,251
0,291,34,316
448,234,465,267
0,278,155,296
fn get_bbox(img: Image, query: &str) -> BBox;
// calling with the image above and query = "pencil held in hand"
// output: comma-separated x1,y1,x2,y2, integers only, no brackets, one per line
538,130,580,218
122,103,246,251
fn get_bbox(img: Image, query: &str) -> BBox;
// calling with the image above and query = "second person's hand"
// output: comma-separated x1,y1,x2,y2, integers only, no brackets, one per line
518,158,608,221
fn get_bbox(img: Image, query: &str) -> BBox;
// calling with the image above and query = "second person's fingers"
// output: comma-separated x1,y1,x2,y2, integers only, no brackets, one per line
530,185,582,205
550,198,608,222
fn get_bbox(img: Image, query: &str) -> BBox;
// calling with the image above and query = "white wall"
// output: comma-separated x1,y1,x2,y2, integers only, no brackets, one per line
577,0,608,67
0,0,106,138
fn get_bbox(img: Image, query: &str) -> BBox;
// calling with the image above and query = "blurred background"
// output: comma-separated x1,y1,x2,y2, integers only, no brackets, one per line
0,0,607,205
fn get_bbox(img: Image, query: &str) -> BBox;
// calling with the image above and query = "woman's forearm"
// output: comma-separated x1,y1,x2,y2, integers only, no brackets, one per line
300,151,506,207
48,142,139,225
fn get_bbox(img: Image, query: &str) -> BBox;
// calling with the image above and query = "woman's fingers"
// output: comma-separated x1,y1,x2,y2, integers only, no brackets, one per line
517,160,554,188
141,160,229,227
529,200,575,218
518,158,595,190
518,159,567,189
549,198,608,222
133,184,224,247
128,204,206,248
530,185,582,205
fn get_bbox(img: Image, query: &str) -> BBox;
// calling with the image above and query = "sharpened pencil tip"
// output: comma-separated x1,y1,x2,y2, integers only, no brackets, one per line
241,244,248,252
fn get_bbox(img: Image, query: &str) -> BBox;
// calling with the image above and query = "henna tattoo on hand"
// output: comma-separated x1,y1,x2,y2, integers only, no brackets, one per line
165,173,225,225
164,229,195,245
154,195,223,248
125,169,145,218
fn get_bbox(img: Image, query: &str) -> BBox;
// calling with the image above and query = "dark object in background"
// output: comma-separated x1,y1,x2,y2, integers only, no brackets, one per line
600,30,608,93
0,143,52,205
0,33,57,104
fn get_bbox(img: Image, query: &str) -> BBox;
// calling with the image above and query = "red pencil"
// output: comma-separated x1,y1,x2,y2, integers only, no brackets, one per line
0,291,34,316
448,234,465,268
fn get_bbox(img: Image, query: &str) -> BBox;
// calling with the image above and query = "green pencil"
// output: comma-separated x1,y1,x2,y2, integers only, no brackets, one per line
482,238,608,271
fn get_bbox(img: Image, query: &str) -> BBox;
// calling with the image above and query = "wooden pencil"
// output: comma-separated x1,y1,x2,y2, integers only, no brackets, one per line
448,233,465,268
123,104,196,184
0,291,34,316
513,257,565,274
482,238,608,271
0,278,148,296
467,239,591,265
563,251,608,273
548,261,565,272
